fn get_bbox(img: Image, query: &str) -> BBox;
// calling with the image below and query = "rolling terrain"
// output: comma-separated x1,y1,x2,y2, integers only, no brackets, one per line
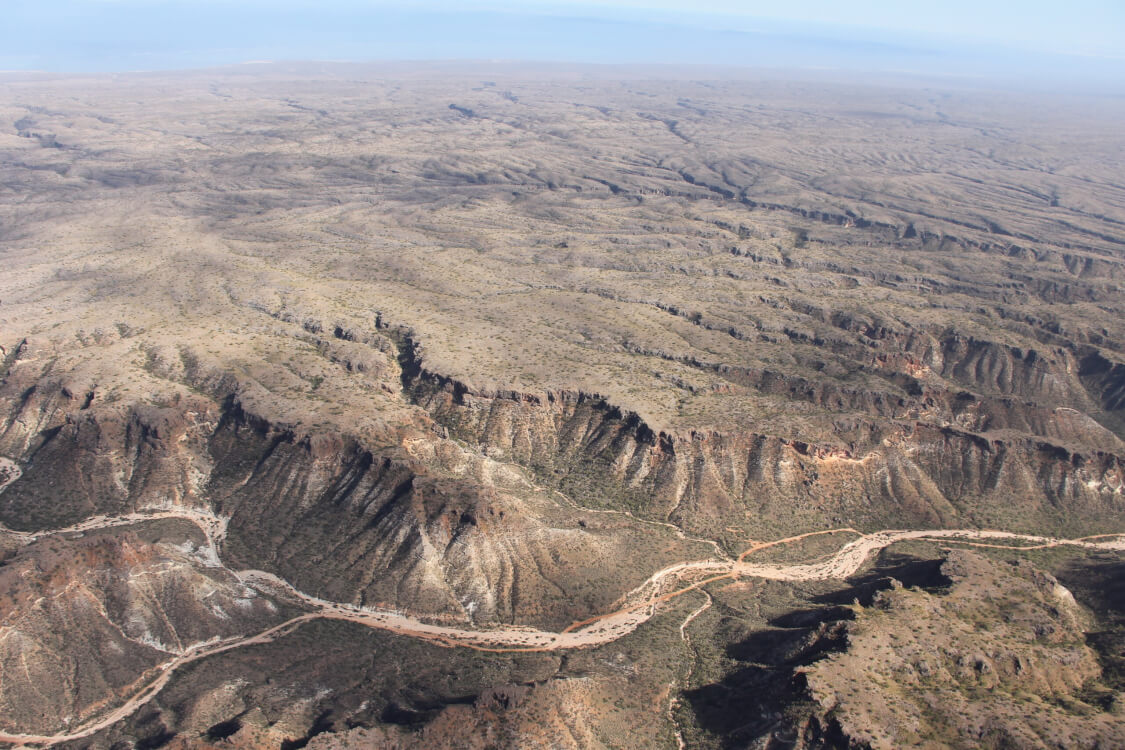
1,64,1124,748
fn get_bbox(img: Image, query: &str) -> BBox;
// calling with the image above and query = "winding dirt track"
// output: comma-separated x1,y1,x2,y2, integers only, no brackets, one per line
1,488,1123,745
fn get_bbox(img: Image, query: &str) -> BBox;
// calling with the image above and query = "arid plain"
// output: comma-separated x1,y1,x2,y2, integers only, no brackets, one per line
1,65,1125,748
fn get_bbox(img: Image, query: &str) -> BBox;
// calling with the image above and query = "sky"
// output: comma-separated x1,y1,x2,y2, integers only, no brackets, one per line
492,0,1125,58
2,0,1123,84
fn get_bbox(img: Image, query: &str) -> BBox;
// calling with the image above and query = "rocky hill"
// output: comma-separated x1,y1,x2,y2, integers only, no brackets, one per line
1,65,1124,747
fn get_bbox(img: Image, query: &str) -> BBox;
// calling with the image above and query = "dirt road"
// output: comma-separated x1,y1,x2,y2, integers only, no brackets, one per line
1,481,1123,746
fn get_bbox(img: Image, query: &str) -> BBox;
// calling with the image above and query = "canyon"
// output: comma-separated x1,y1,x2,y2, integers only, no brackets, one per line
1,65,1124,747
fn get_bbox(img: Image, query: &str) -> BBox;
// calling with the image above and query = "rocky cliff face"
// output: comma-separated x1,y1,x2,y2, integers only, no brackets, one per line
0,338,705,630
407,354,1125,538
206,399,696,627
3,321,1124,635
4,330,1117,748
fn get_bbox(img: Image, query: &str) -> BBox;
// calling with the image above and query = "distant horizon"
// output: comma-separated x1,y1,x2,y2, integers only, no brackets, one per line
3,3,1124,93
3,58,1124,101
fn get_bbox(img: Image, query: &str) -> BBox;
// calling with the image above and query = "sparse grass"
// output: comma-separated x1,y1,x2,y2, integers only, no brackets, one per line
1,69,1124,749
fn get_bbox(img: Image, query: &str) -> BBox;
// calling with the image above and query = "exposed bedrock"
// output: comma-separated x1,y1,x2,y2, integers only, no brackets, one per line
408,370,1125,537
1081,351,1125,436
0,381,218,530
204,400,671,627
567,291,1125,444
0,530,284,736
2,323,1124,627
0,386,699,629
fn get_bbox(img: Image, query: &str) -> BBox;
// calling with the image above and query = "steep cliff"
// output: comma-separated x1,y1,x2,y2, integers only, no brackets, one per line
406,350,1125,539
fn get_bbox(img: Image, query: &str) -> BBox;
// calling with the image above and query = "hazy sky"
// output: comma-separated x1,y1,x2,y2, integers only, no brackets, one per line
3,0,1124,77
491,0,1125,57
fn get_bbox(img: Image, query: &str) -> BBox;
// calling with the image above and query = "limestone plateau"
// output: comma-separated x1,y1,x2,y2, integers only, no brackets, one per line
1,64,1125,749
